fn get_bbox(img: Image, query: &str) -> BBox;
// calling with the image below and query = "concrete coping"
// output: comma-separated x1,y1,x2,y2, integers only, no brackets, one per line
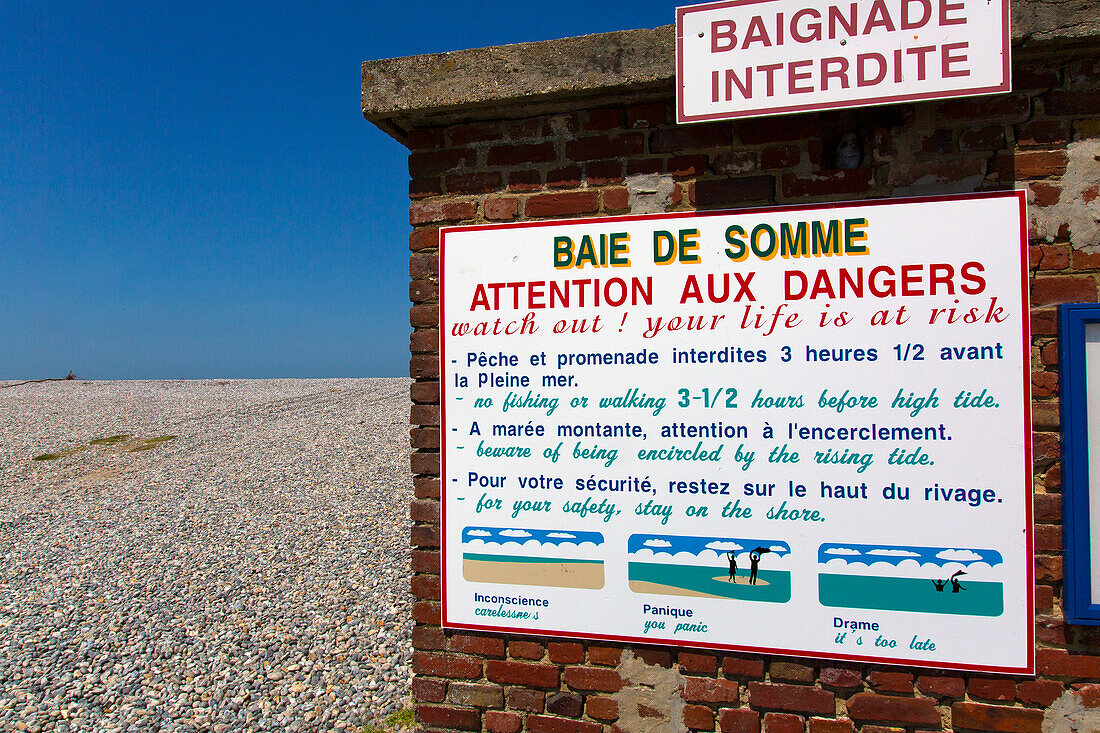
363,1,1100,144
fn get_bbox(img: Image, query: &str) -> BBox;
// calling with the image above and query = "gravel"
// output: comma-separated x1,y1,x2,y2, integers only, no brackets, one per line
0,378,414,732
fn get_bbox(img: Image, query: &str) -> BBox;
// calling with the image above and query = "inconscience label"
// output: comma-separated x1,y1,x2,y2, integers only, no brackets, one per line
439,191,1032,674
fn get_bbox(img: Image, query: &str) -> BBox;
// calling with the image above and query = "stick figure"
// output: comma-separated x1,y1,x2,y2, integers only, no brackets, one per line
749,551,761,585
726,551,737,583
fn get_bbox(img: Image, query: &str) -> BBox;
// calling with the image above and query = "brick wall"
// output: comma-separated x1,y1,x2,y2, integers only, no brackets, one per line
406,53,1100,733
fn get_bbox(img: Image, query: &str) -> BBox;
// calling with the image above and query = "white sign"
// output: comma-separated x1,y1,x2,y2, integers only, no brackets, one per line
676,0,1011,123
439,191,1032,674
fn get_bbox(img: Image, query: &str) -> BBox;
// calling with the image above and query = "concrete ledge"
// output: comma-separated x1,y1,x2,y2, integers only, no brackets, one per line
364,1,1100,144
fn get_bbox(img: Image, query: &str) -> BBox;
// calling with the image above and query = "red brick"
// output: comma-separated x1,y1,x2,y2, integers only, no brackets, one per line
652,122,733,152
627,158,664,175
684,677,740,704
446,172,502,195
547,642,584,665
958,125,1005,152
693,176,775,206
1077,249,1100,269
861,727,905,733
770,663,814,684
1013,65,1060,90
937,94,1030,123
1033,401,1060,429
1079,684,1100,707
1035,523,1062,551
765,713,805,733
921,129,953,154
952,702,1042,733
410,199,477,225
413,600,441,625
714,151,758,175
1016,680,1063,707
409,148,474,177
680,652,719,675
1017,119,1071,147
411,524,439,547
410,426,439,449
724,656,766,679
410,330,437,355
1033,241,1069,268
845,693,939,726
819,667,861,689
1035,583,1054,610
485,710,522,733
867,672,912,694
738,115,819,144
720,708,761,733
409,278,437,302
448,681,504,708
1037,648,1100,678
891,157,986,187
410,177,442,199
509,640,544,660
409,227,439,252
586,159,624,184
668,154,709,177
685,705,716,730
546,691,583,718
526,714,603,733
1014,150,1070,178
1032,276,1098,306
410,304,438,329
603,187,630,211
484,197,518,221
508,170,542,191
1037,614,1066,645
408,398,439,423
1034,433,1060,471
589,646,622,666
807,719,852,733
563,666,622,692
447,121,503,146
546,166,582,188
586,696,618,720
450,634,505,657
1035,491,1061,522
411,573,440,600
628,103,667,128
409,451,439,476
413,477,437,499
507,687,545,712
748,683,834,715
1046,91,1100,117
566,133,644,161
634,648,673,667
761,145,800,169
410,381,439,405
585,108,622,131
782,169,874,198
417,704,481,731
411,548,440,574
408,128,445,150
1036,553,1062,582
917,675,965,698
486,660,560,688
410,355,439,380
525,191,599,218
968,677,1017,701
413,652,483,680
487,142,557,167
412,676,447,702
409,253,439,279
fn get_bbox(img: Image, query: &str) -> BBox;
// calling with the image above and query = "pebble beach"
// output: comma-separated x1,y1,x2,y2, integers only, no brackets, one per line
0,378,414,732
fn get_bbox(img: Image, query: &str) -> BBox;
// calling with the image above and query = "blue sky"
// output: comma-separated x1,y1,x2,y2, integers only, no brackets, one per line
0,1,678,379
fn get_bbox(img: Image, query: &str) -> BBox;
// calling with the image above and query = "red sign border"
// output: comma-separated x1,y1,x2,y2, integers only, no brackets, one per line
674,0,1013,124
437,190,1033,675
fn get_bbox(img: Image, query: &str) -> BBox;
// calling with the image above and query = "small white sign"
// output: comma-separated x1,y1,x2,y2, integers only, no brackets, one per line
676,0,1011,123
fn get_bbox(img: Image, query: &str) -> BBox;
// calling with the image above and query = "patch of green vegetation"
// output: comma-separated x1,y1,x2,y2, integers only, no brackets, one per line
127,435,176,452
385,709,414,728
33,453,60,461
145,435,177,443
89,434,131,445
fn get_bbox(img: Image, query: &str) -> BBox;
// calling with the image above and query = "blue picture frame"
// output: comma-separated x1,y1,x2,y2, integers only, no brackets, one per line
1060,303,1100,624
